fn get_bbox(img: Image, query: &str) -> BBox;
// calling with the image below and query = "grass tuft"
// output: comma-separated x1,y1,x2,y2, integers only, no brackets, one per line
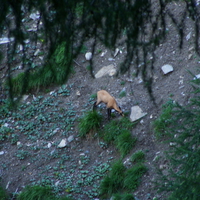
153,99,175,139
17,185,54,200
115,130,137,157
130,151,145,163
0,186,8,200
78,111,102,138
100,160,126,198
113,193,135,200
124,164,147,191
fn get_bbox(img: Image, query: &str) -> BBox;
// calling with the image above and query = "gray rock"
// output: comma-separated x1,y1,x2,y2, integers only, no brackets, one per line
68,135,74,143
161,64,173,74
58,139,68,148
95,64,117,78
85,52,92,60
130,106,147,122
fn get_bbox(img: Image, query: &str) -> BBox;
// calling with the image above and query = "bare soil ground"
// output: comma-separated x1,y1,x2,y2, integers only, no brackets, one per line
0,1,199,200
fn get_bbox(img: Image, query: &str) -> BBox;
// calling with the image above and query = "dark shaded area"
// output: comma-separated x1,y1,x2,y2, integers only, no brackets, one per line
0,0,200,100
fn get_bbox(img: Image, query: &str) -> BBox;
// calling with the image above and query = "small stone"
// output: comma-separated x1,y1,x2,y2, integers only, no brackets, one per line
195,74,200,79
100,51,107,57
34,49,40,56
50,90,55,95
169,142,176,147
58,139,68,148
68,135,74,143
76,90,81,96
108,58,115,61
161,64,173,74
188,54,193,60
85,52,92,60
47,143,52,148
113,48,120,57
186,32,191,40
3,123,9,127
17,141,21,146
0,37,14,44
55,181,60,186
0,151,5,155
53,128,60,134
22,95,29,101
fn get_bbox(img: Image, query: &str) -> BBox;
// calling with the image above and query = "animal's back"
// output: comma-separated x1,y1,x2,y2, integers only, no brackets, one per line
97,90,113,103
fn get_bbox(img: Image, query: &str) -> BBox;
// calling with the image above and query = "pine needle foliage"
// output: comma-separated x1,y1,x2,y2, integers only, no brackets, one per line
8,42,73,96
153,83,200,199
0,186,8,200
3,0,200,100
113,193,135,200
78,111,102,138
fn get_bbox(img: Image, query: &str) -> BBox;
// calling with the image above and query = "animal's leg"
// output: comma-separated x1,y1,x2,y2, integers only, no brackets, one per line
93,101,97,111
107,108,111,120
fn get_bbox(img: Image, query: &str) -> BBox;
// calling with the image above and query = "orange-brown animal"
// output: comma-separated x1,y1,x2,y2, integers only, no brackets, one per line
93,90,124,120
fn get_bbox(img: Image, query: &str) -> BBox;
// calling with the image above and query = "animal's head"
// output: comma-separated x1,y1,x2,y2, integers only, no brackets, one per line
119,106,124,117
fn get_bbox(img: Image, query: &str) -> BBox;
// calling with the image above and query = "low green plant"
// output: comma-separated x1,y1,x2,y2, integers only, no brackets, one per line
101,117,135,144
153,99,176,139
0,186,8,200
100,160,126,198
124,164,147,191
17,185,54,200
78,111,102,137
7,42,73,95
115,130,137,157
130,151,145,163
113,193,135,200
100,159,146,199
120,81,126,86
119,91,126,98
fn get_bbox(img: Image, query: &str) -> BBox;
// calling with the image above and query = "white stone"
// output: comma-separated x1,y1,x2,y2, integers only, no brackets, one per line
0,151,5,155
0,37,14,44
194,74,200,79
95,64,117,78
17,141,21,146
161,64,173,74
85,52,92,60
34,49,40,56
53,128,60,134
130,106,147,122
22,95,29,101
58,139,67,148
3,123,9,127
76,90,81,96
68,135,74,143
30,13,40,20
55,181,60,186
186,32,191,40
114,48,120,57
47,143,52,148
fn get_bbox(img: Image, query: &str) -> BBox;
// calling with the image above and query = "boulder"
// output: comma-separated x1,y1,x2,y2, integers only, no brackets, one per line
95,64,117,78
130,106,147,122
